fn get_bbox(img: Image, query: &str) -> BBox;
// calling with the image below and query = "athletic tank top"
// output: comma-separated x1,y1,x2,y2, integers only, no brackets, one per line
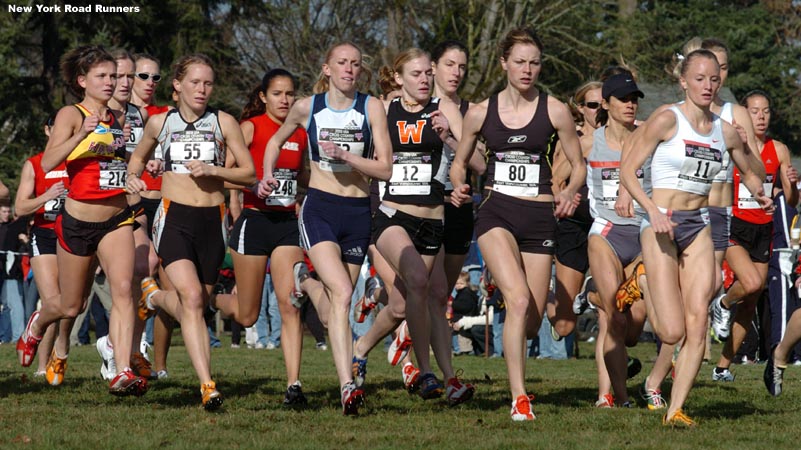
125,103,145,154
159,108,225,174
733,138,778,224
28,152,69,229
712,102,734,183
136,104,167,190
586,127,643,226
649,105,725,196
66,104,127,200
241,114,307,211
443,99,473,196
381,98,447,206
481,92,555,198
306,92,373,172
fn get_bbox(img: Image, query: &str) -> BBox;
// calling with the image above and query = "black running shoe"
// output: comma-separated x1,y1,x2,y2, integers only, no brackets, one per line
283,381,308,406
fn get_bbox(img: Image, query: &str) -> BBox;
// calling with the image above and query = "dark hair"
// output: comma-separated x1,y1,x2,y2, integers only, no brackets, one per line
44,112,57,127
596,67,635,126
60,45,116,97
133,53,161,67
740,89,773,111
431,40,469,64
498,27,543,60
240,69,297,121
377,66,400,97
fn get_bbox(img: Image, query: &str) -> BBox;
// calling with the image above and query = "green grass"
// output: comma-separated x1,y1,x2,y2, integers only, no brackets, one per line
2,336,801,449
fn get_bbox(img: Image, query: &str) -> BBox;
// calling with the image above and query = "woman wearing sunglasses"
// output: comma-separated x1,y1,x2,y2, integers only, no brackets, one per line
548,81,602,340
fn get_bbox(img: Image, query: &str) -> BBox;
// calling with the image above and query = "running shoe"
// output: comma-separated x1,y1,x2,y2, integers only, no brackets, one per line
341,381,365,416
387,320,412,366
131,352,154,380
201,380,223,411
33,370,46,378
156,369,169,380
712,367,735,382
109,369,148,397
45,350,67,386
510,394,536,421
402,362,420,393
353,276,380,323
291,262,310,308
351,355,368,388
16,311,42,367
549,321,563,342
418,372,444,400
96,335,116,381
445,370,475,407
138,277,160,321
283,381,308,406
663,409,696,427
572,276,596,315
627,357,642,379
640,382,666,410
764,350,786,397
710,292,733,341
595,393,614,408
616,262,645,312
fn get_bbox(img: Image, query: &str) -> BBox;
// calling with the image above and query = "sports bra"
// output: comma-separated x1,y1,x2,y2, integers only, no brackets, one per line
66,104,127,200
306,92,373,172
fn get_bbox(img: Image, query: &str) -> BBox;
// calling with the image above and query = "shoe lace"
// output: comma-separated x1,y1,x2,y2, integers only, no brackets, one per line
51,357,66,373
515,394,535,415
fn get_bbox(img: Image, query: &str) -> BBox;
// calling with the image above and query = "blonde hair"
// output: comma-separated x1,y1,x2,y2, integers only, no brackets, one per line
172,54,214,82
568,80,602,126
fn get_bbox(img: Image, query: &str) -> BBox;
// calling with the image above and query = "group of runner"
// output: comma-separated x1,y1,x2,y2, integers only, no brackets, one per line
11,27,793,425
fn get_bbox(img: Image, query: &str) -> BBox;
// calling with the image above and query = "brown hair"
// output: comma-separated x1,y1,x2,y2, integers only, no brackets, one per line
110,49,135,66
133,53,161,67
60,45,116,97
498,27,543,61
172,53,214,82
312,42,372,94
568,80,603,126
377,66,400,97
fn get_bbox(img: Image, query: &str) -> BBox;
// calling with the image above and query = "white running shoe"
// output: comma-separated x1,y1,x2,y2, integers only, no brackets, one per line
710,293,733,341
387,320,412,366
711,367,735,382
96,335,117,381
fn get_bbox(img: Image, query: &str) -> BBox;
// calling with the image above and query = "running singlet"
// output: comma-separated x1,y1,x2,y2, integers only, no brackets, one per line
241,114,307,211
382,97,447,205
712,102,734,184
649,105,725,196
586,126,643,226
733,138,778,224
66,104,127,200
481,92,555,198
125,103,145,154
307,92,373,172
28,152,69,229
443,99,472,195
159,108,225,174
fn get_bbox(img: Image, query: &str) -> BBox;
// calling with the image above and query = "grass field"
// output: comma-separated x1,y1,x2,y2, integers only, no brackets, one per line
2,335,801,449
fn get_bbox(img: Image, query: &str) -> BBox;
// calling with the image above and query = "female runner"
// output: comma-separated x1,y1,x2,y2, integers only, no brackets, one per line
128,54,256,410
450,27,586,421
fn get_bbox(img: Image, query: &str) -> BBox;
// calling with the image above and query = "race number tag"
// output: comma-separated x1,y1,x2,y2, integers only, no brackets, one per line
676,141,723,195
126,126,144,153
265,169,298,207
493,151,540,197
443,145,455,191
99,159,127,190
317,128,365,172
600,166,644,210
389,152,432,196
43,193,66,221
169,141,216,174
737,174,774,210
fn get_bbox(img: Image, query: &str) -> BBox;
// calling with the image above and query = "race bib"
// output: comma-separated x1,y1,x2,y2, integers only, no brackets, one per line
43,192,66,221
493,152,540,197
169,141,216,173
676,141,723,195
737,174,773,210
98,159,127,190
600,167,644,209
443,145,455,191
126,126,144,153
265,169,298,207
389,152,432,196
317,128,366,172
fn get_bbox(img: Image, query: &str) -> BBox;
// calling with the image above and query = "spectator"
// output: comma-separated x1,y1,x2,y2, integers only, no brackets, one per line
1,206,29,342
451,272,493,356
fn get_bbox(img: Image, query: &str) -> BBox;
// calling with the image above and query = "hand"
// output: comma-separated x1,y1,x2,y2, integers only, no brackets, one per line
320,141,348,161
732,119,748,144
756,190,775,214
452,321,461,331
256,175,279,199
184,160,215,178
614,190,634,218
82,115,100,137
126,174,147,194
787,165,799,185
553,190,581,218
145,159,164,178
647,209,678,240
429,110,451,142
45,181,66,200
450,184,471,207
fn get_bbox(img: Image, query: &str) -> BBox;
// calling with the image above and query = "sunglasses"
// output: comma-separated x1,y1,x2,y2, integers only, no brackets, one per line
582,101,601,109
136,72,162,82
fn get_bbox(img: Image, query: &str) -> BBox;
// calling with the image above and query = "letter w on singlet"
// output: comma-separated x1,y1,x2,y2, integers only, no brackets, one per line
397,120,426,145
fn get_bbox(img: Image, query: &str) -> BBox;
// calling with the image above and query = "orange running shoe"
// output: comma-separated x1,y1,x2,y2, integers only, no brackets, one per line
616,262,645,312
45,350,68,386
510,394,536,421
663,409,696,427
201,381,223,411
131,352,154,379
138,277,160,321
